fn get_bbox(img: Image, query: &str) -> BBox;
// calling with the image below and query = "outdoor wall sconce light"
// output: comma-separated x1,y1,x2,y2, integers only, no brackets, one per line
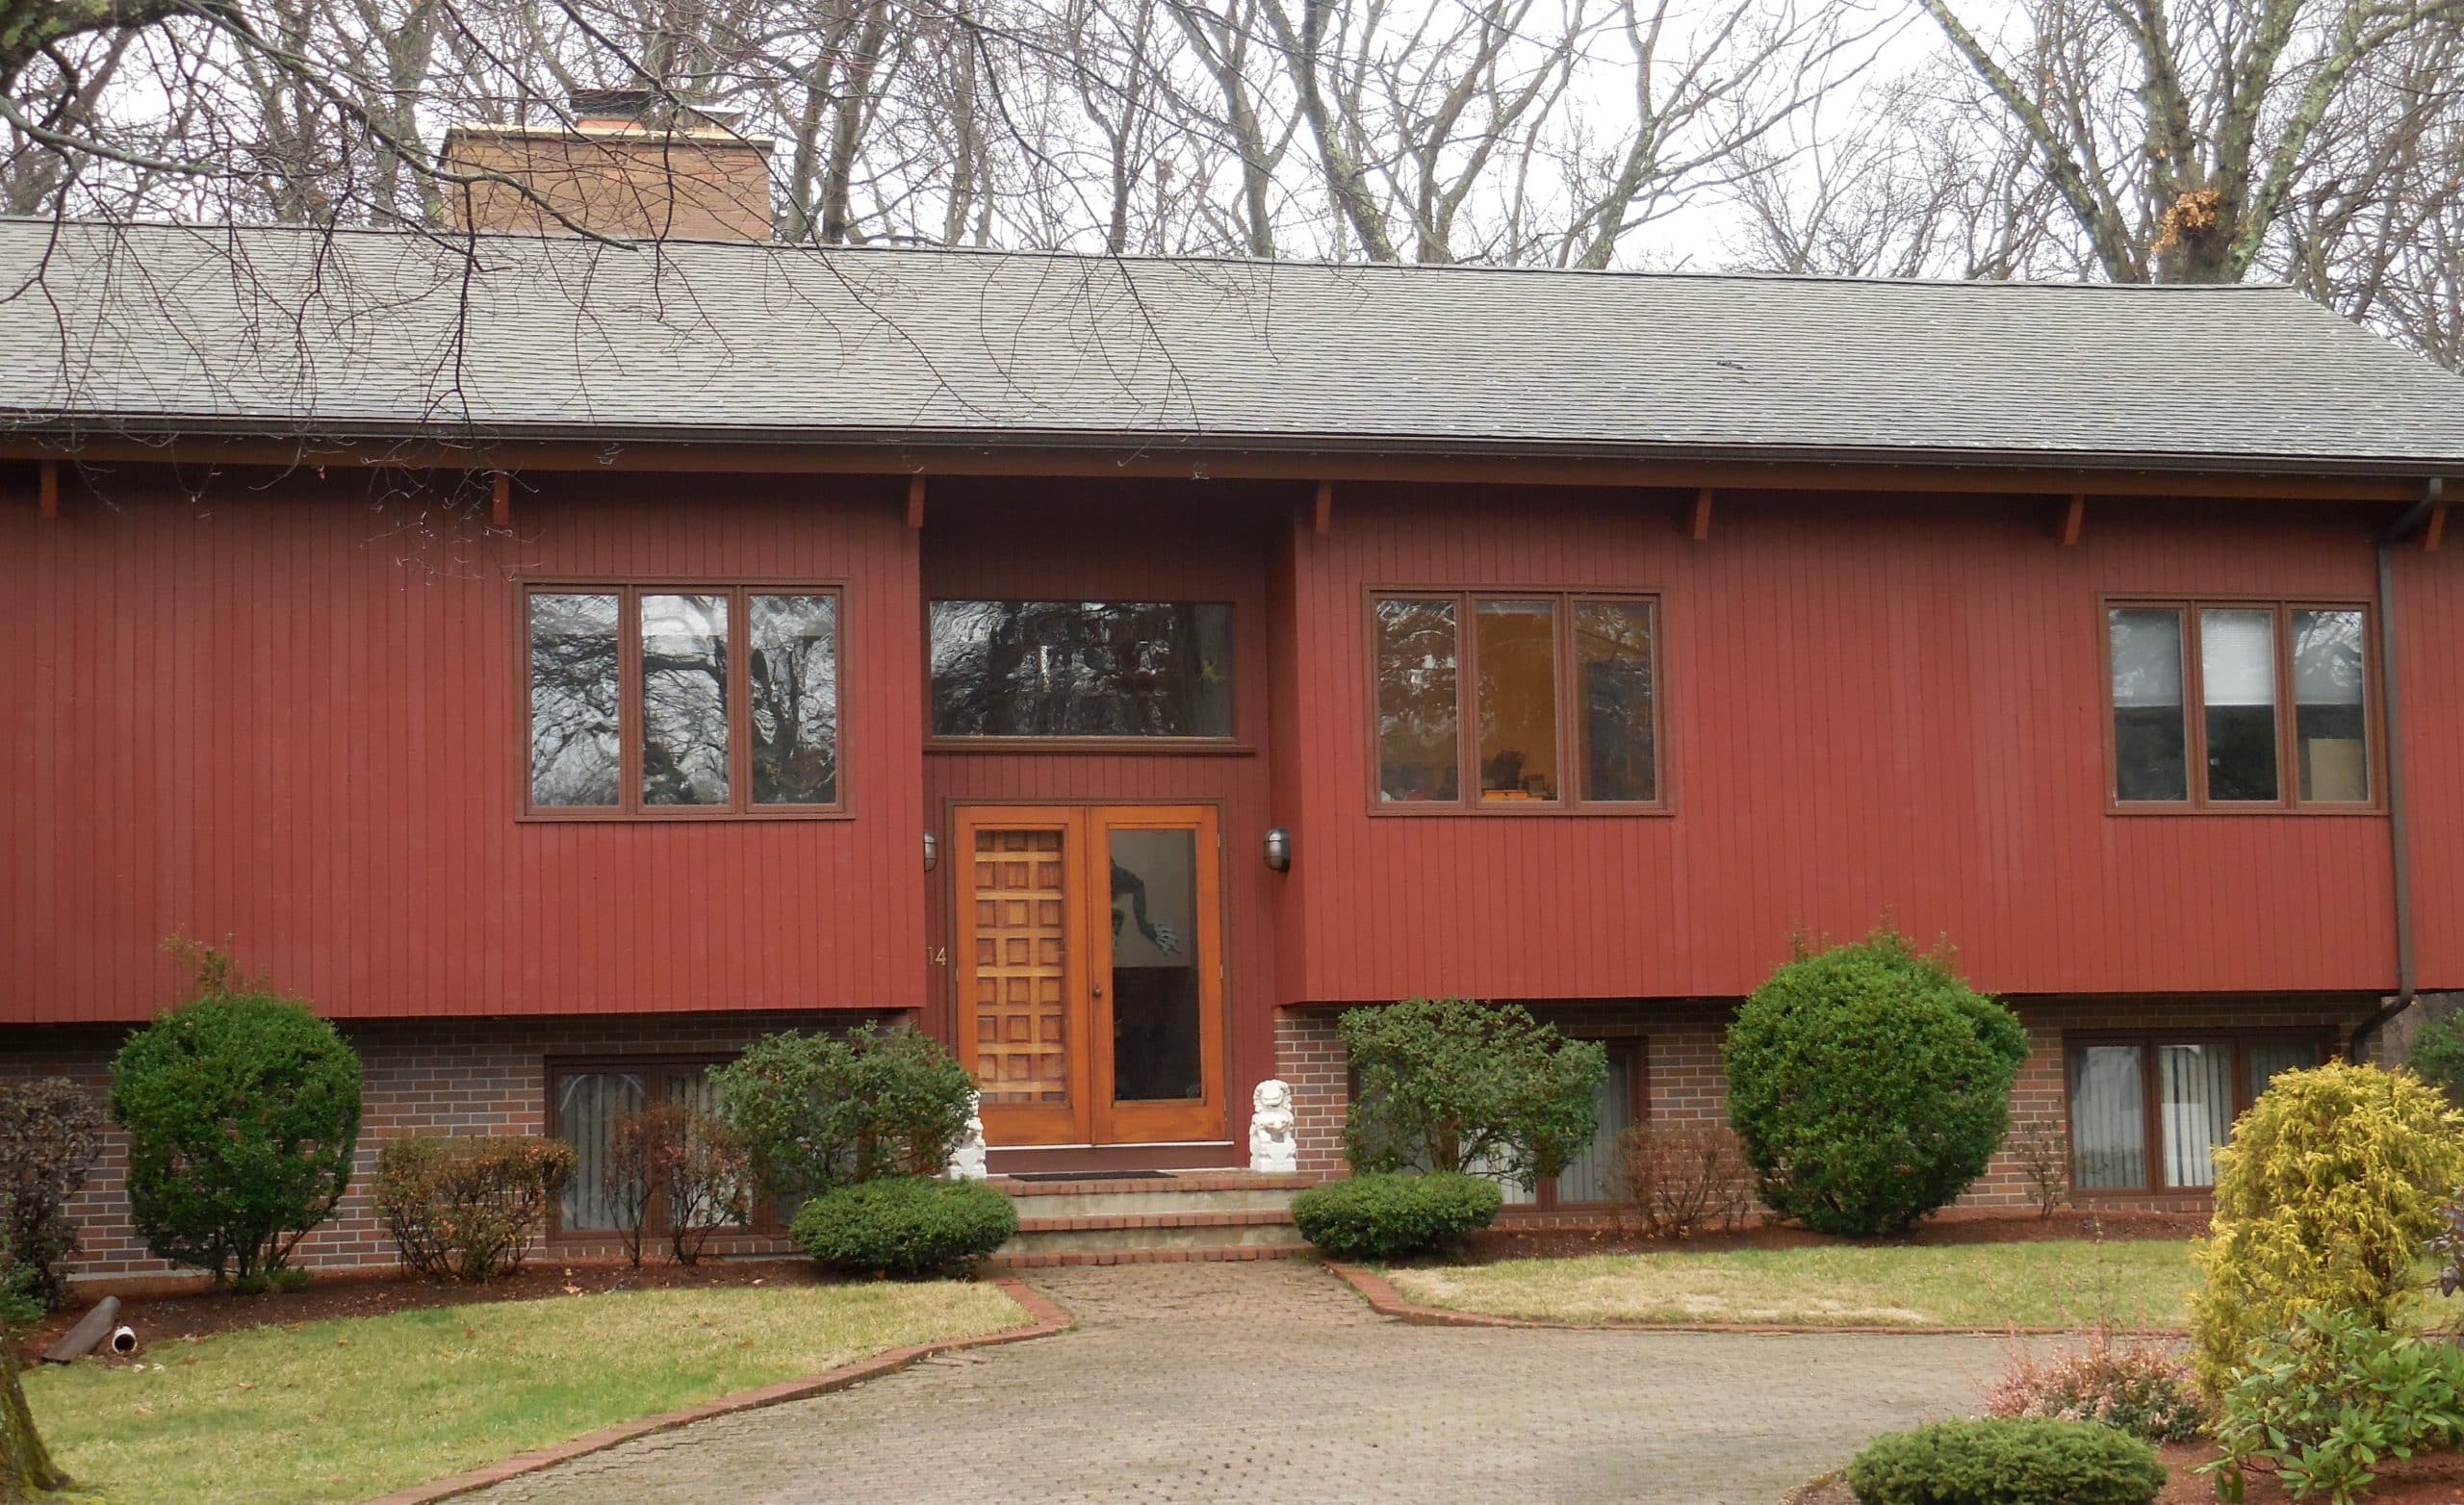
1263,828,1293,873
923,830,939,872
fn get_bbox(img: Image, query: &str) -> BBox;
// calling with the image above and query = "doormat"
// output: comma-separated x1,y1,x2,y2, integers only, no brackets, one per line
1005,1169,1174,1182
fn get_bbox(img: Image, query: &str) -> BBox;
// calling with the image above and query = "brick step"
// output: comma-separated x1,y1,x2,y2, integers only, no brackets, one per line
989,1171,1314,1196
988,1244,1315,1269
1013,1208,1295,1236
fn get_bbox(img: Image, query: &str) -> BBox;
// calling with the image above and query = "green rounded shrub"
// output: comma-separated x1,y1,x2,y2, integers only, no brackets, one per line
2190,1060,2464,1395
1724,931,2027,1237
1289,1172,1502,1261
111,970,362,1287
790,1177,1017,1277
714,1025,976,1198
1341,998,1606,1190
1846,1418,2165,1505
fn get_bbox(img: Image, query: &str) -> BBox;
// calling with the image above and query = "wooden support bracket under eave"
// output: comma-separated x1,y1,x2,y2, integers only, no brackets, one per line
2062,494,2086,546
2426,499,2449,551
38,459,59,519
1688,487,1712,540
1314,479,1333,536
907,472,928,529
490,472,511,529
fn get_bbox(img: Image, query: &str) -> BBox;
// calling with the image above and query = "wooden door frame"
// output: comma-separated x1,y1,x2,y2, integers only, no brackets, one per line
950,800,1229,1148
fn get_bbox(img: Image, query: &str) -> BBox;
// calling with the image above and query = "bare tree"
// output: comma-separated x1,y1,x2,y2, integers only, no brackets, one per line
1915,0,2464,285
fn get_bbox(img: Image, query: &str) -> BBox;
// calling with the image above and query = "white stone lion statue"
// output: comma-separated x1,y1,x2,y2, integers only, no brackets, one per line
1249,1079,1298,1174
946,1088,988,1180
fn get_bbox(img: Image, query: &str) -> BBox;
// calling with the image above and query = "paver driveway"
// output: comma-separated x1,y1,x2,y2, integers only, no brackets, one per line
474,1261,2003,1504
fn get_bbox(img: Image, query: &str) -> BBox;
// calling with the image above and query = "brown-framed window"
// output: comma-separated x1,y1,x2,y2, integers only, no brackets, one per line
2066,1033,2326,1193
2105,600,2375,810
1500,1038,1647,1211
525,583,842,818
549,1057,769,1237
927,600,1235,739
1372,591,1661,811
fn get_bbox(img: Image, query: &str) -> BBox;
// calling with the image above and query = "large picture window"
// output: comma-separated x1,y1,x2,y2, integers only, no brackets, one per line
928,600,1235,739
2066,1034,2324,1193
1373,591,1660,811
2105,600,2374,810
525,584,841,817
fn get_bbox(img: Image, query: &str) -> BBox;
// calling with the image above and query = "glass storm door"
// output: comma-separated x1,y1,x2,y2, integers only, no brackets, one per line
955,804,1225,1147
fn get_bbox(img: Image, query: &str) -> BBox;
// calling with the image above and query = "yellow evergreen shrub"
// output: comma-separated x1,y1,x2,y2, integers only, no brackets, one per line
2190,1061,2464,1394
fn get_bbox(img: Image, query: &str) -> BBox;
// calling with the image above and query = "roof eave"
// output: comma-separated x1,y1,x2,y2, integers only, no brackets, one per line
2,413,2456,493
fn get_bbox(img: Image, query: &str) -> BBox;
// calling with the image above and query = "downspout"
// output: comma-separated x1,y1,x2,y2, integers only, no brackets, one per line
2350,477,2443,1059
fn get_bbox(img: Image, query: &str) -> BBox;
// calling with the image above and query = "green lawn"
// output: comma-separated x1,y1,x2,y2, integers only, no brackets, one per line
25,1281,1025,1505
1385,1240,2464,1331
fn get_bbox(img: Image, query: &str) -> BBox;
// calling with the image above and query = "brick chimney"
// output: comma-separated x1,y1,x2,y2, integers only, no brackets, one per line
442,90,775,242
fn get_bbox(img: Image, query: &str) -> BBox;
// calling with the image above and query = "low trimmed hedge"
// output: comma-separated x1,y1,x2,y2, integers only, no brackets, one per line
1290,1171,1502,1261
790,1177,1017,1277
1846,1418,2165,1505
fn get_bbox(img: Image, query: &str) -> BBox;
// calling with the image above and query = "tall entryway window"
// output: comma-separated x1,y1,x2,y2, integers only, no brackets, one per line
955,804,1226,1147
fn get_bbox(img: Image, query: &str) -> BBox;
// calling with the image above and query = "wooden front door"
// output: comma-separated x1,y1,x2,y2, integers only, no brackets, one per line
955,804,1225,1147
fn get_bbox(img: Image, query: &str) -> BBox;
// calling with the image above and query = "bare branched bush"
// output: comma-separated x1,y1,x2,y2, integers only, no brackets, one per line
2009,1115,2072,1221
605,1102,751,1267
1610,1120,1753,1240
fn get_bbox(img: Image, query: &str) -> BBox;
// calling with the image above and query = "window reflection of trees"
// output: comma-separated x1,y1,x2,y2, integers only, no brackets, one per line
1576,601,1655,803
1374,599,1459,802
929,601,1233,736
642,593,730,806
528,594,620,806
751,595,839,804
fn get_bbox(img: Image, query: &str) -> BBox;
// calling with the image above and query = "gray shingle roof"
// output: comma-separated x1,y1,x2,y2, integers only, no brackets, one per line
3,217,2461,474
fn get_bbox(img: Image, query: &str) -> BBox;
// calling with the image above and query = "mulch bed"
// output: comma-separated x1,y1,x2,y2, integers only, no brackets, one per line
20,1257,834,1362
1470,1208,2209,1262
1789,1442,2464,1504
2151,1442,2464,1503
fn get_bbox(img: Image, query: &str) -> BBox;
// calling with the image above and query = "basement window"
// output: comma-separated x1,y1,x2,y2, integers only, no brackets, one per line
2105,600,2374,810
2066,1034,2324,1193
549,1058,765,1237
524,583,841,819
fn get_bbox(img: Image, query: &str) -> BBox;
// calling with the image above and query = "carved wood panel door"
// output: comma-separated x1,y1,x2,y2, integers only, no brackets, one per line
954,805,1225,1148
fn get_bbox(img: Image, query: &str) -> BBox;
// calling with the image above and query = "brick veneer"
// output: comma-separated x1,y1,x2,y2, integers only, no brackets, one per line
3,1010,891,1281
1272,994,2379,1215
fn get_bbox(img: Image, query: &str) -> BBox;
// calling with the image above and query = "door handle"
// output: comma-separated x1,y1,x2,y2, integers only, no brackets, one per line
1091,985,1104,998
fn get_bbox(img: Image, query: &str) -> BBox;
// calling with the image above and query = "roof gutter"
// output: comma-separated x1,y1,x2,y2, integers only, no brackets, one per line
2351,475,2443,1060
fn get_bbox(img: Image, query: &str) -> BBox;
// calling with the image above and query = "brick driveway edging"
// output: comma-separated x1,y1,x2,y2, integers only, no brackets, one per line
362,1276,1073,1505
1328,1262,2186,1337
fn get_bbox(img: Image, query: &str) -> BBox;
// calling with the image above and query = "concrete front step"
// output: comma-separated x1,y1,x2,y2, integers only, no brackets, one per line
988,1169,1311,1260
999,1186,1302,1219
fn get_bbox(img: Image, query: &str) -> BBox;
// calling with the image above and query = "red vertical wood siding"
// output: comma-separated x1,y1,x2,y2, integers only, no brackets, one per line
4,470,924,1022
917,483,1287,1138
6,465,2450,1033
1275,486,2426,1005
2395,539,2464,990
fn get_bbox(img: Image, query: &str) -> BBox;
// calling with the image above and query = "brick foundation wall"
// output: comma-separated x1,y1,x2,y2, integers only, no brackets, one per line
1271,994,2377,1216
3,1010,893,1281
1272,1009,1350,1177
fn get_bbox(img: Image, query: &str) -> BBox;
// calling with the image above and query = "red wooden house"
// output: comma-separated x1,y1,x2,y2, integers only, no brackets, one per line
6,115,2464,1274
